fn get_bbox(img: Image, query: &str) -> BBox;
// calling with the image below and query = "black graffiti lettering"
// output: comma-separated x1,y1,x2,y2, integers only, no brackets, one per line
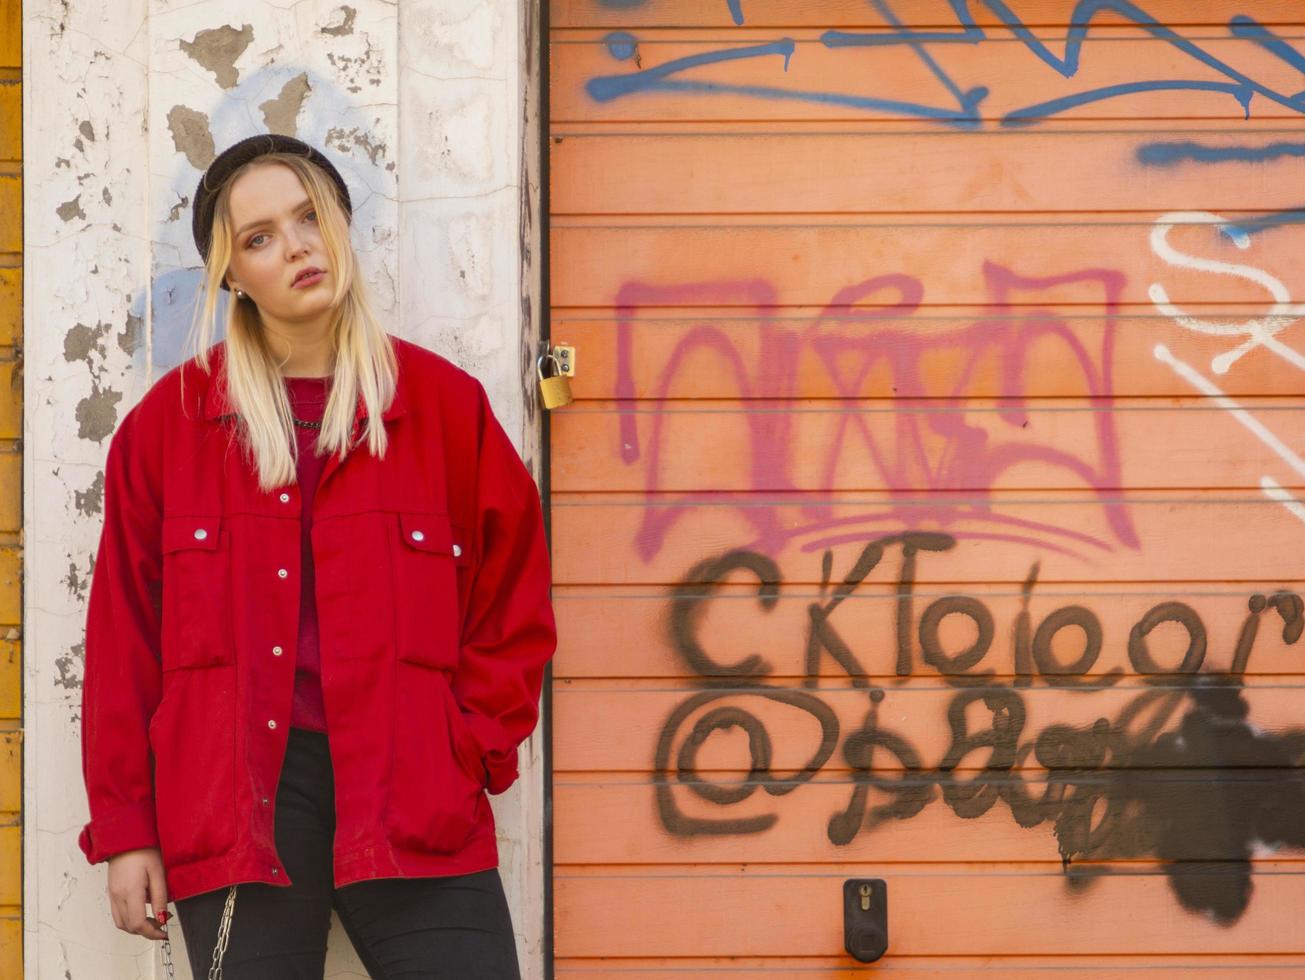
669,550,780,679
1012,562,1039,688
1033,719,1124,862
937,689,1026,818
832,712,934,844
675,707,772,805
919,595,995,685
1127,601,1207,678
654,688,839,836
1033,605,1121,689
1270,589,1304,644
805,541,885,688
894,532,956,677
657,539,1305,924
1228,594,1266,677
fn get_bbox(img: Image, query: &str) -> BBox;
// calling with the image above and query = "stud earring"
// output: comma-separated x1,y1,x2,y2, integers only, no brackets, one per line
234,288,245,299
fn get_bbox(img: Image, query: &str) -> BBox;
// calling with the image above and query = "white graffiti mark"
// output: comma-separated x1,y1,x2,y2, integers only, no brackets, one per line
1154,343,1305,525
1148,210,1305,374
1260,476,1305,527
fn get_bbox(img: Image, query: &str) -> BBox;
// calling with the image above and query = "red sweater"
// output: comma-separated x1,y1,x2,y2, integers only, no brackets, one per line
285,375,331,732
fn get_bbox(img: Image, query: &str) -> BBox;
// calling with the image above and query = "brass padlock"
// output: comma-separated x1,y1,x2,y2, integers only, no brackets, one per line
537,351,574,409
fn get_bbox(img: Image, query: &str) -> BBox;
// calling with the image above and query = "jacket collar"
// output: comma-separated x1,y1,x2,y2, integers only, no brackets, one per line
200,340,409,425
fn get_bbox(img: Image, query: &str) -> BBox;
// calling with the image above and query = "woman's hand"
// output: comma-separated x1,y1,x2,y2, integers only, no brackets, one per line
106,847,170,941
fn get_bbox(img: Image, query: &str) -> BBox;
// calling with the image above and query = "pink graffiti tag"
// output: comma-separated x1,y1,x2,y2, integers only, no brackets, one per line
613,262,1136,561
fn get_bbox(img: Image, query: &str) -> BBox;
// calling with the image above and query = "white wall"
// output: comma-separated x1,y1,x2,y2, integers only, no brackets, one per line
23,1,543,976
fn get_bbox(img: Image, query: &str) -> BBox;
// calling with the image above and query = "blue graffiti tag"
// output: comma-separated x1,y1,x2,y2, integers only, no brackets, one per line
1220,207,1305,241
597,0,745,24
584,0,1305,129
1137,141,1305,167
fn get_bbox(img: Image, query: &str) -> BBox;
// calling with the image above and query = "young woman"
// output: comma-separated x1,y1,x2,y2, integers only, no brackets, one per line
76,133,556,978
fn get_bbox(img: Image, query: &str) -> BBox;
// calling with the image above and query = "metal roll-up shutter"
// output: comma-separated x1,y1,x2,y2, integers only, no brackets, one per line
548,2,1305,974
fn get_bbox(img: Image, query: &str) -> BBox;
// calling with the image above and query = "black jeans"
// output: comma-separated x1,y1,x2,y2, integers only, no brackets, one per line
175,726,521,979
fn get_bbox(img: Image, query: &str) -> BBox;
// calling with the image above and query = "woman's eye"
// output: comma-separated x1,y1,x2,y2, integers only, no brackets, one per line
246,211,312,248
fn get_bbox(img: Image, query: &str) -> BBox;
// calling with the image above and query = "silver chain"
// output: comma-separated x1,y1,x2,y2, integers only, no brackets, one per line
158,883,237,980
160,921,176,980
209,885,239,980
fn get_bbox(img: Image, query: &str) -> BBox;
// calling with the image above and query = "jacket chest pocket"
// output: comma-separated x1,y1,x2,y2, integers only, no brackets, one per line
391,511,471,669
161,515,235,670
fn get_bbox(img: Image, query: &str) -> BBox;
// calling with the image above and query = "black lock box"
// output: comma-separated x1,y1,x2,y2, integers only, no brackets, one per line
843,878,888,963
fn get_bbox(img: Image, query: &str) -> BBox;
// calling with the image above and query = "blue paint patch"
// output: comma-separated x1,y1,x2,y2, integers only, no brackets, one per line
1220,207,1305,241
1138,141,1305,167
727,0,744,25
604,31,639,61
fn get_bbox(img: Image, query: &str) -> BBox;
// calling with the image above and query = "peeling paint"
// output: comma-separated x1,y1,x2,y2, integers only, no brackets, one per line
63,320,111,363
322,6,357,37
75,381,123,443
75,471,104,518
179,23,255,90
63,558,89,603
326,35,384,94
260,72,311,135
167,104,215,170
167,194,190,223
117,312,144,356
325,125,388,166
78,119,95,141
56,195,85,222
54,643,84,691
101,186,111,205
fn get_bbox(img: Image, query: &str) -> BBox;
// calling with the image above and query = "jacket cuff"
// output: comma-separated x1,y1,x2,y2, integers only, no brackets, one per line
460,714,520,795
78,801,159,865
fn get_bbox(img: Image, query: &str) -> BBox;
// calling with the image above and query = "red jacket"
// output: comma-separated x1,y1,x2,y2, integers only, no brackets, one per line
77,335,557,902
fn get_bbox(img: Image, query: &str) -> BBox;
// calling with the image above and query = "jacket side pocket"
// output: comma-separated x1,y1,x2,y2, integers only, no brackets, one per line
386,664,484,853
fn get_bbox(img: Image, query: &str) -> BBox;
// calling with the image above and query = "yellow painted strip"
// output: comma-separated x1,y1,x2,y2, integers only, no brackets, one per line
0,913,19,980
0,270,20,348
0,648,17,723
0,0,16,69
0,174,18,254
0,82,18,162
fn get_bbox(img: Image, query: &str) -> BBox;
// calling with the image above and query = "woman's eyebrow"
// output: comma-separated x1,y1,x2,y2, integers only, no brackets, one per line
235,197,313,237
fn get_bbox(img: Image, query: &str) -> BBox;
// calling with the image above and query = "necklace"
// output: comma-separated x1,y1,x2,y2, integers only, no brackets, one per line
286,375,330,431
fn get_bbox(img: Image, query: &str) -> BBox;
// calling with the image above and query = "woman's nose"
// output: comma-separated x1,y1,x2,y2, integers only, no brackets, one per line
284,228,308,258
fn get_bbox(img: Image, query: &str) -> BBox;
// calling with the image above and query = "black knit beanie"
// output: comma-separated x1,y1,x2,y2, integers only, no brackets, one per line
192,133,353,290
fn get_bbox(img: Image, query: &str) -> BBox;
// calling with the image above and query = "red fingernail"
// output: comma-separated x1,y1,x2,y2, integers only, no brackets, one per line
158,910,170,924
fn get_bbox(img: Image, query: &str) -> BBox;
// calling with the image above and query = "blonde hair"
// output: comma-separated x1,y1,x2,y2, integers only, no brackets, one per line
180,151,397,492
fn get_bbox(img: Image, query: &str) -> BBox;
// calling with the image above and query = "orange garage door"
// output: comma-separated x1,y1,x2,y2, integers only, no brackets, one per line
547,1,1305,974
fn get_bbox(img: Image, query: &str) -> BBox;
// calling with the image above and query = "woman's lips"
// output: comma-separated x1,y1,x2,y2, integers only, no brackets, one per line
292,270,326,289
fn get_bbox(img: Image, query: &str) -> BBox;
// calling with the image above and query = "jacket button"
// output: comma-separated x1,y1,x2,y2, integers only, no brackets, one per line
452,544,462,557
267,719,277,730
272,868,280,876
193,528,208,541
411,530,425,542
279,492,290,503
272,645,283,656
261,797,270,807
277,568,288,579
